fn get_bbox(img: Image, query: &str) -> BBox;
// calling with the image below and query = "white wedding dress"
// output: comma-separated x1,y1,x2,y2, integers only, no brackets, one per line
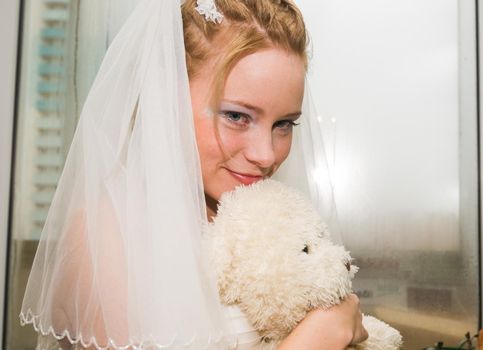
34,306,261,350
223,305,262,350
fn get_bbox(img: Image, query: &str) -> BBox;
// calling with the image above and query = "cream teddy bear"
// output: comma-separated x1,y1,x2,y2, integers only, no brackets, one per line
205,180,402,350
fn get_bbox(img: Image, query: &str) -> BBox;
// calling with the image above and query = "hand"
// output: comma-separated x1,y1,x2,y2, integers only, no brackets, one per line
333,293,368,346
277,293,368,350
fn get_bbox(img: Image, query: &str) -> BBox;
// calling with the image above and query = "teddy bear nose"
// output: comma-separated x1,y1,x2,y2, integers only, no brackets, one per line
344,261,351,271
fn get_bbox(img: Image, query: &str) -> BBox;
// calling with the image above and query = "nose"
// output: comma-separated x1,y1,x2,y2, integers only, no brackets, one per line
244,131,276,169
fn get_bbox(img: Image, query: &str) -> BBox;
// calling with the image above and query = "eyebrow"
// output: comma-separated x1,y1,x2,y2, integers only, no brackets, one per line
222,99,264,114
222,99,302,119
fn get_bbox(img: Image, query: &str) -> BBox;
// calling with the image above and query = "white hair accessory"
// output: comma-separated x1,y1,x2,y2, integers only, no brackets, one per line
195,0,224,23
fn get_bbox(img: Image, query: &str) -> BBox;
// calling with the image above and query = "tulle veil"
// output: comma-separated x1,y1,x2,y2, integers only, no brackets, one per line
20,0,338,349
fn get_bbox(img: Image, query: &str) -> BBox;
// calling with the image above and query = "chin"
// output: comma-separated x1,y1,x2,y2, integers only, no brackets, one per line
206,180,243,203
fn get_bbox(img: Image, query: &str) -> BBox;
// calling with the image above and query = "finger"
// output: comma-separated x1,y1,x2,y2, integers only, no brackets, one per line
351,311,368,345
349,293,361,308
351,325,369,345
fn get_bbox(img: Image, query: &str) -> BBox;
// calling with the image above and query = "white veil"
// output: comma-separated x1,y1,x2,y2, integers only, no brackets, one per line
273,86,340,243
21,0,231,348
20,0,338,349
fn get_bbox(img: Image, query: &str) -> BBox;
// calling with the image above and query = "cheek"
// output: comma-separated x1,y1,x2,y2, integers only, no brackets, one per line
196,118,250,156
194,117,242,171
194,116,219,167
273,134,293,164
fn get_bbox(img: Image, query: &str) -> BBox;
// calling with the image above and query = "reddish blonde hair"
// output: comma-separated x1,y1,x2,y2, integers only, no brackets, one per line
181,0,308,104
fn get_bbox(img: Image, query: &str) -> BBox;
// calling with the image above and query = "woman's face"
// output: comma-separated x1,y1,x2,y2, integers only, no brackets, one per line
190,48,305,215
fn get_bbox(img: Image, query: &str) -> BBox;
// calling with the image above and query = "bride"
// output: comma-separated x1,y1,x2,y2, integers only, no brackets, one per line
21,0,367,349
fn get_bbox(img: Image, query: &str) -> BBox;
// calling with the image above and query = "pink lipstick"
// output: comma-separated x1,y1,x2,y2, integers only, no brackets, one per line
226,169,264,185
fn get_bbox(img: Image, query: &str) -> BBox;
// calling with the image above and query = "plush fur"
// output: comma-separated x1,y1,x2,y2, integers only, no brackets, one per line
205,180,402,350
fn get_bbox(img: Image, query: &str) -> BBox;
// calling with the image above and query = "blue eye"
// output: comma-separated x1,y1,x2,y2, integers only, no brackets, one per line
226,112,244,121
273,120,300,131
220,111,251,127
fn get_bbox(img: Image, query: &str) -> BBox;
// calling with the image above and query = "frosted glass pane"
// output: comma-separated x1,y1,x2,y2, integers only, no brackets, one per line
298,0,479,348
5,1,111,348
6,1,142,347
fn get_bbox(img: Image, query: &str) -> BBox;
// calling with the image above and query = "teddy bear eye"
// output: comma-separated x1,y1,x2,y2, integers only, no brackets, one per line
302,244,309,254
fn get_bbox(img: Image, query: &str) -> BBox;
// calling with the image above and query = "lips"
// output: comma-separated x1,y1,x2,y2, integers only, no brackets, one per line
226,169,264,186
